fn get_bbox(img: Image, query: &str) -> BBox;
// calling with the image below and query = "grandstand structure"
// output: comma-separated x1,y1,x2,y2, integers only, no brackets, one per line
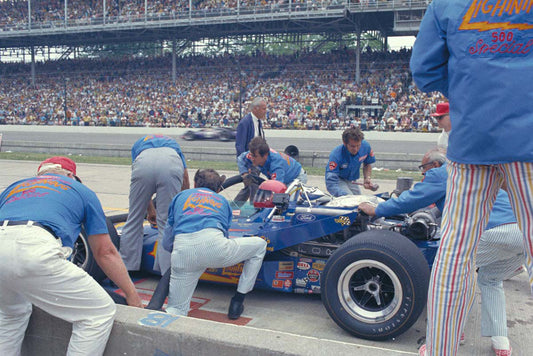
0,1,438,128
0,1,427,74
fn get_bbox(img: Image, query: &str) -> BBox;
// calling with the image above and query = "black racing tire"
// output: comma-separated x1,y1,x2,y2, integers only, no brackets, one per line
71,214,126,283
182,133,195,141
321,229,430,340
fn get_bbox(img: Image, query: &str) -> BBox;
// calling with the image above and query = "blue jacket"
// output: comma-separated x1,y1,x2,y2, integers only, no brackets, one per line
235,113,264,157
131,134,187,167
325,141,376,197
410,0,533,164
0,174,108,248
162,188,232,252
375,164,516,230
237,149,302,185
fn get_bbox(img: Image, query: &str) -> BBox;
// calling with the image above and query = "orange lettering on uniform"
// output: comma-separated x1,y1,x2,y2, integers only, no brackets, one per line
473,0,485,17
482,0,494,14
460,0,533,30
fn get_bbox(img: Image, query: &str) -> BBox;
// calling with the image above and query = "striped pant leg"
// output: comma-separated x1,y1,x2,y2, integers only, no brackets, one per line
477,223,525,337
426,162,503,356
501,161,533,292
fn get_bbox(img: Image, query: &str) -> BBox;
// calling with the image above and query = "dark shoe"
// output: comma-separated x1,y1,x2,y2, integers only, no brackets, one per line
228,297,244,320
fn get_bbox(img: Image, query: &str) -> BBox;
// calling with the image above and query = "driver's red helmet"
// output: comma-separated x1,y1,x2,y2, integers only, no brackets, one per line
253,180,287,208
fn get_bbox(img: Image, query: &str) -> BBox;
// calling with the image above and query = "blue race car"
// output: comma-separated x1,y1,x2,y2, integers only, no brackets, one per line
74,176,439,341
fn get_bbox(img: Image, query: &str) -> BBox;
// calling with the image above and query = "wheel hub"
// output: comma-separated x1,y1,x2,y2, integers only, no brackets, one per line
338,259,402,323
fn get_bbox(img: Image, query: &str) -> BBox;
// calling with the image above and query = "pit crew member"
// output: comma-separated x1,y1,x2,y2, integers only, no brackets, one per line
120,134,190,274
237,136,307,186
162,169,267,319
0,156,142,356
325,127,376,196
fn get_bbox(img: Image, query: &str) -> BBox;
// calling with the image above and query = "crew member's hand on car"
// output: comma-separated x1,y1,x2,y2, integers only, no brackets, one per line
363,178,379,192
242,173,254,187
147,200,157,225
358,202,377,216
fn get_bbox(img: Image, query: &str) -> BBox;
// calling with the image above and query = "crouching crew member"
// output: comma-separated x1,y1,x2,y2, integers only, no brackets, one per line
326,127,376,196
237,136,307,186
0,156,142,356
162,169,267,319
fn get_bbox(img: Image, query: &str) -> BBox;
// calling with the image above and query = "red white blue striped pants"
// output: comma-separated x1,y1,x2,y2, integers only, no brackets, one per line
425,161,533,355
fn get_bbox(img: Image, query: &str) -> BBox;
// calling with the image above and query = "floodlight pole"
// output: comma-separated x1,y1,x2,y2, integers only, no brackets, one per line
63,78,68,125
64,0,68,27
28,0,31,30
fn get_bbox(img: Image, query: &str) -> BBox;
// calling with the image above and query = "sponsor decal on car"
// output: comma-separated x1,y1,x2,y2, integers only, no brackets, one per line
312,261,326,271
307,269,320,283
296,213,316,222
284,280,292,288
275,271,294,279
293,288,313,294
297,261,311,270
271,215,285,222
278,261,294,271
295,278,308,287
272,279,283,289
311,285,321,293
334,216,351,226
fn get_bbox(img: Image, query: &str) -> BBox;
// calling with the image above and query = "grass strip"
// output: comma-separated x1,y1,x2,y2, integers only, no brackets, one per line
0,151,421,180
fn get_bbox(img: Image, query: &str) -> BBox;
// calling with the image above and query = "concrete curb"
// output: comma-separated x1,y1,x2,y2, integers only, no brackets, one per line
22,305,416,356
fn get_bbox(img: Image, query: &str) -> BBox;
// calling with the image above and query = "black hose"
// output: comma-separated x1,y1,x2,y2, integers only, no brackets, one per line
145,268,171,310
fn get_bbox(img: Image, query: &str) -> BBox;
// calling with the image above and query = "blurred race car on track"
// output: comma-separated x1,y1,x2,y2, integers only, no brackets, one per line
73,175,440,341
181,127,236,141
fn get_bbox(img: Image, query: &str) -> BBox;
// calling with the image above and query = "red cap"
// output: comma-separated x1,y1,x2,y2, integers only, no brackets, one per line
430,102,449,117
38,156,77,176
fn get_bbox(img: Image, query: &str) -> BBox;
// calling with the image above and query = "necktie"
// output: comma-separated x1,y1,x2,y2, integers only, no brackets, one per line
258,119,264,138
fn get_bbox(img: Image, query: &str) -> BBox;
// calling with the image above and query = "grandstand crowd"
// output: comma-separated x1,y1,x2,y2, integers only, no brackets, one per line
0,47,444,131
0,0,416,30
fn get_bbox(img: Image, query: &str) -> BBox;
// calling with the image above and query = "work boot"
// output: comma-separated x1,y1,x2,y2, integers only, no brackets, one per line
228,296,244,320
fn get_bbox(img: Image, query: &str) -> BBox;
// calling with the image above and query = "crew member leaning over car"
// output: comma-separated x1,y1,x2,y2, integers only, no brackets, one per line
359,148,524,355
162,168,267,320
0,156,142,356
325,127,376,197
237,136,307,186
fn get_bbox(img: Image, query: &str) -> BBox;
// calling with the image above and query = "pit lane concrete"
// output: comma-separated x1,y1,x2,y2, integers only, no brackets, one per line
2,160,531,356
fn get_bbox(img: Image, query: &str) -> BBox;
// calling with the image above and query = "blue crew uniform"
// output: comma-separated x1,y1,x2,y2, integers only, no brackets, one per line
237,149,306,185
0,174,115,355
0,174,108,246
163,188,266,316
325,141,375,196
121,134,187,273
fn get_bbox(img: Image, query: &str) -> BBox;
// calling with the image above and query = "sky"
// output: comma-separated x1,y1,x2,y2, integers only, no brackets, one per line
388,36,416,50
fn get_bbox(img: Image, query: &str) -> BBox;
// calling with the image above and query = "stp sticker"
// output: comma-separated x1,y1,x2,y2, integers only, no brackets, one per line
328,161,337,171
